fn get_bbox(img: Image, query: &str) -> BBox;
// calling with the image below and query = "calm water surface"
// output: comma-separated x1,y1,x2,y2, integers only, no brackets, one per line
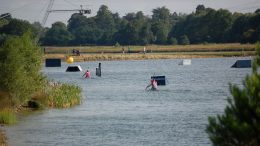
6,57,251,146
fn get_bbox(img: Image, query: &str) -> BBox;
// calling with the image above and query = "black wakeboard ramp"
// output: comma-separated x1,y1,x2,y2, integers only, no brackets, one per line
231,60,251,68
151,76,166,86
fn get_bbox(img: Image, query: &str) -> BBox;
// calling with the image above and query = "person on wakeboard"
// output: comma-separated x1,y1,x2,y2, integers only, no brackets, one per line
146,79,157,90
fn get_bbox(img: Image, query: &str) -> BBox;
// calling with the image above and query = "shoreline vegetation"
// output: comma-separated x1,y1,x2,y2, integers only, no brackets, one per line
44,43,255,61
0,82,82,146
0,34,82,146
0,129,6,146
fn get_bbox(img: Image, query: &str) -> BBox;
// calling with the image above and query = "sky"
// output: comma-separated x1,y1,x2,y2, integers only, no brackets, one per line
0,0,259,27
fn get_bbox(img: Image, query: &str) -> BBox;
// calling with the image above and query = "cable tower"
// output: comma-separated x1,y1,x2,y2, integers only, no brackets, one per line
37,0,91,42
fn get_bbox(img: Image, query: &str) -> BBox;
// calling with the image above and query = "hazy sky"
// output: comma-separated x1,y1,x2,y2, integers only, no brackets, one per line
0,0,259,27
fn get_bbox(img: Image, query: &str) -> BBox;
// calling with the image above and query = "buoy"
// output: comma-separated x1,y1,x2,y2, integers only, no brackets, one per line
66,56,74,64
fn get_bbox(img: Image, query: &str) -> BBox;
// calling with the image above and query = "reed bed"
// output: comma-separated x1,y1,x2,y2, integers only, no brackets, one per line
45,83,82,108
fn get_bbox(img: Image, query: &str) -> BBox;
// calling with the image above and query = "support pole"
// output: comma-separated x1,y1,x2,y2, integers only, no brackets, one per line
96,63,101,77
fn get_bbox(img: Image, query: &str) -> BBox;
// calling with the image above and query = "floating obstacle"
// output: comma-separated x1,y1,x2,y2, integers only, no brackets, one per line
66,65,82,72
66,56,74,64
45,58,61,67
151,76,166,86
179,59,191,65
231,60,251,68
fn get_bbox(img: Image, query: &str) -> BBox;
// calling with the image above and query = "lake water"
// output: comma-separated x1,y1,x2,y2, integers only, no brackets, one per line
5,57,251,146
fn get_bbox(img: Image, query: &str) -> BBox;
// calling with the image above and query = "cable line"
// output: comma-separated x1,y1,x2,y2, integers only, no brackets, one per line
63,0,79,8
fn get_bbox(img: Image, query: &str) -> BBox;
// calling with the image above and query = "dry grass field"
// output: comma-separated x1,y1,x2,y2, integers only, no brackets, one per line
44,43,255,53
43,43,255,61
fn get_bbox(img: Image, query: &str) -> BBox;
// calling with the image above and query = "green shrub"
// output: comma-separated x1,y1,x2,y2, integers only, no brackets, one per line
0,32,44,106
0,109,16,125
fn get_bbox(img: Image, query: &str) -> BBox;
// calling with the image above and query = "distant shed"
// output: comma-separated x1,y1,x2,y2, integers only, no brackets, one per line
231,60,251,68
45,59,61,67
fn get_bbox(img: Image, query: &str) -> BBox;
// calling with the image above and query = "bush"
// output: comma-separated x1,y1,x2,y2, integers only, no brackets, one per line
0,32,44,105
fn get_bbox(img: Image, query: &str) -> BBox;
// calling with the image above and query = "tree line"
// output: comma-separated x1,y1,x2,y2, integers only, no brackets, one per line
0,5,260,46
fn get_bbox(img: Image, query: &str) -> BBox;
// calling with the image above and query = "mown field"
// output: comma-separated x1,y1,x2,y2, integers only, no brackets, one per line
43,43,255,61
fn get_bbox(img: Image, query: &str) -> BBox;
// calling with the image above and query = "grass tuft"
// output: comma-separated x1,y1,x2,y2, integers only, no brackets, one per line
0,109,16,125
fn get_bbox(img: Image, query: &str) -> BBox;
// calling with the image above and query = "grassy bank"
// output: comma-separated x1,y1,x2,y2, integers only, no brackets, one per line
0,82,82,124
0,83,82,146
44,51,255,62
44,43,255,54
0,33,83,146
43,43,255,61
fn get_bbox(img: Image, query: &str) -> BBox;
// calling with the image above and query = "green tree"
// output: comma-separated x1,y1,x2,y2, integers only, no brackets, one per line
31,22,44,40
0,13,11,28
169,11,208,44
112,12,122,30
179,35,190,45
151,7,172,44
256,9,260,14
115,12,153,45
0,19,33,36
168,37,178,45
207,43,260,146
196,5,206,15
139,22,153,45
230,15,251,43
43,22,73,46
209,9,233,42
68,13,88,32
249,13,260,43
0,32,44,105
170,7,234,44
68,13,101,45
40,5,260,45
95,5,116,45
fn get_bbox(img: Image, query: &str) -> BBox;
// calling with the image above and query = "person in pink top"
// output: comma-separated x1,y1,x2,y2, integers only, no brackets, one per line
146,79,157,90
83,70,91,78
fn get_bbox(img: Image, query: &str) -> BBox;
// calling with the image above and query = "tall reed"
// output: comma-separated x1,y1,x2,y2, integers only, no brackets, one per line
46,83,82,108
